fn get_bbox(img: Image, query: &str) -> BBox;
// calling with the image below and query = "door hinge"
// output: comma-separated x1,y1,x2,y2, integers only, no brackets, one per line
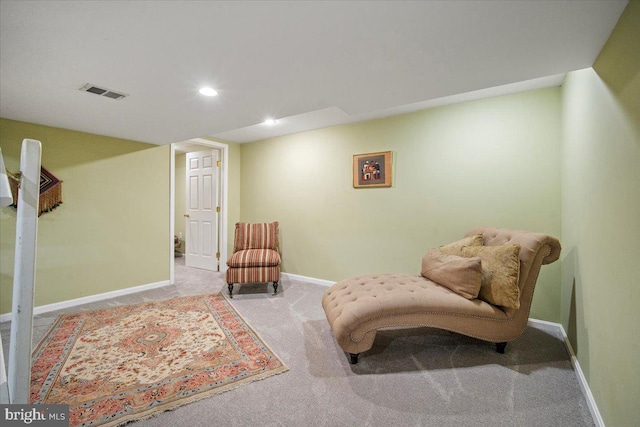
216,160,221,167
216,206,220,213
216,252,220,259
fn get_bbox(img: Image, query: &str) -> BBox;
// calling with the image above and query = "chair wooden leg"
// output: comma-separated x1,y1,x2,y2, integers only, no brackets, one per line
273,281,279,295
495,342,507,354
349,353,359,364
228,283,234,298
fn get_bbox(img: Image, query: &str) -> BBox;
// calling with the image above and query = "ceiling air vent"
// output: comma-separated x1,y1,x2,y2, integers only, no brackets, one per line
79,83,128,100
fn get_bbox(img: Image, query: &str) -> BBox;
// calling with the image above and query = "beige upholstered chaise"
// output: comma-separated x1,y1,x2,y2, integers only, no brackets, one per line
322,227,561,364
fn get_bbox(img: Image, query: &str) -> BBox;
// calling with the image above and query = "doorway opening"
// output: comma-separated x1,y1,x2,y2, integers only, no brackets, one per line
170,138,228,284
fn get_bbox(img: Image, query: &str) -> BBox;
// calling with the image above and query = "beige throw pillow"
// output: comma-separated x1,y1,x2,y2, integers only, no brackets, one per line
439,234,483,255
460,245,521,309
421,249,483,299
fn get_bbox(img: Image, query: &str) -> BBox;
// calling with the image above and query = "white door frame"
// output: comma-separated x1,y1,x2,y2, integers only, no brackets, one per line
170,138,228,285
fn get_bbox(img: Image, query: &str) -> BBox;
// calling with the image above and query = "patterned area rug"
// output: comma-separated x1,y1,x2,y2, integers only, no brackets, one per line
30,293,288,426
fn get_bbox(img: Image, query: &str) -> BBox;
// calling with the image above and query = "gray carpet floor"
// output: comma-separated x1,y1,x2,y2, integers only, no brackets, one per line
1,257,595,427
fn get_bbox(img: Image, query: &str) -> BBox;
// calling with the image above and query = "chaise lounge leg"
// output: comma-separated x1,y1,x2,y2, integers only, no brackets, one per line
273,281,279,295
495,342,507,354
349,353,359,364
228,283,234,298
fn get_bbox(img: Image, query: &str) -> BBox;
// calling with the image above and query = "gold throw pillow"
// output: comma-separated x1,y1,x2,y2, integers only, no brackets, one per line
460,245,521,309
439,234,483,255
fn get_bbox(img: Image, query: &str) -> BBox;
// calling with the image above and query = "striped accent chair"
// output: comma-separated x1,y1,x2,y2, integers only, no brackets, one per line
226,222,281,298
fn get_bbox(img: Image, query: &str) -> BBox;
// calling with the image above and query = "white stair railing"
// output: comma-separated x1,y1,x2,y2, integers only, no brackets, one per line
0,146,12,404
0,140,42,404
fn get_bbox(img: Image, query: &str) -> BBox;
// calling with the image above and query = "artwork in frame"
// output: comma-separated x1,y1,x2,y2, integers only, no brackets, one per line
353,151,392,188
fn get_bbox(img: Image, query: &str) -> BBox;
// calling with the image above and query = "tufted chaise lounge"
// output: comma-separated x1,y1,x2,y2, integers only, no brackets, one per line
321,227,561,364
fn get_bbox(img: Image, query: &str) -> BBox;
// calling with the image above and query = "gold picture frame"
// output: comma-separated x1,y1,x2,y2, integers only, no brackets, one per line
353,151,392,188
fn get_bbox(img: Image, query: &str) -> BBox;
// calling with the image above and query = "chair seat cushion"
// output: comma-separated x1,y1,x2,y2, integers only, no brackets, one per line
227,249,281,268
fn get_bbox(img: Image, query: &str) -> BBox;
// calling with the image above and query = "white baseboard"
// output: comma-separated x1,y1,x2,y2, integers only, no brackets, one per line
281,272,335,287
0,280,171,323
527,317,562,332
528,318,604,427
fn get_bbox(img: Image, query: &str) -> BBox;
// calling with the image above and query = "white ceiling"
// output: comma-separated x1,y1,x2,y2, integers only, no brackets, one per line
0,1,627,145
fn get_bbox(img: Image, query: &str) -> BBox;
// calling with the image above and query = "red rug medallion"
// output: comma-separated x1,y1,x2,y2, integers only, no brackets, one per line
30,294,288,426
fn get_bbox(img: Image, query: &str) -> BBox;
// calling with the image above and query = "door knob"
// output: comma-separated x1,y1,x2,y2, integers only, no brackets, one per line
184,213,190,218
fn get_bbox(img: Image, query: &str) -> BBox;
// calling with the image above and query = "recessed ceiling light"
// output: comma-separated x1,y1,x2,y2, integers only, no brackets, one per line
199,87,218,96
263,118,277,126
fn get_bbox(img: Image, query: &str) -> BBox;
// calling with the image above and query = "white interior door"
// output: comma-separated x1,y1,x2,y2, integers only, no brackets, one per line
185,150,219,270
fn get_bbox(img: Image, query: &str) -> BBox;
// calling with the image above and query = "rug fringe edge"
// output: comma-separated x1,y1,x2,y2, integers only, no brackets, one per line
103,365,290,427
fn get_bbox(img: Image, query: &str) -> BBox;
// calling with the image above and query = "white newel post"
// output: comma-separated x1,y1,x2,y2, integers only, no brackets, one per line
7,139,42,404
0,147,13,404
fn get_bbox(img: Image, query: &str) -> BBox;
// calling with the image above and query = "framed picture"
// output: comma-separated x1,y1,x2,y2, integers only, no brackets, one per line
353,151,392,188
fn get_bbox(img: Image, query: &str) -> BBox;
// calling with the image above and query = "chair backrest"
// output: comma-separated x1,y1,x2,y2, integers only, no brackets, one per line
466,227,561,289
233,222,279,252
464,227,561,317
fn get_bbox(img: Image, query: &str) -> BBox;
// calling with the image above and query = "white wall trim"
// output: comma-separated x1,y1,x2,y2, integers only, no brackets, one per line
526,317,561,332
0,280,171,323
281,272,335,287
527,318,604,427
170,144,176,284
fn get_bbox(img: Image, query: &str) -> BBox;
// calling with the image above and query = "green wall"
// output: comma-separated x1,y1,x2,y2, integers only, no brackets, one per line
561,3,640,427
241,87,562,322
0,119,170,314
